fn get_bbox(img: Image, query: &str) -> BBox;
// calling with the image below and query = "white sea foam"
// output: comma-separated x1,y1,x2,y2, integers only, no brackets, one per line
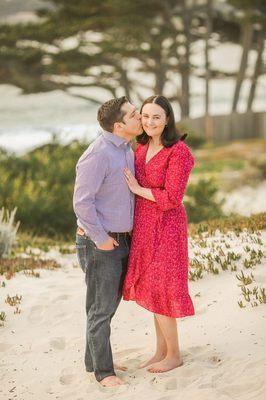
0,125,100,155
0,41,265,155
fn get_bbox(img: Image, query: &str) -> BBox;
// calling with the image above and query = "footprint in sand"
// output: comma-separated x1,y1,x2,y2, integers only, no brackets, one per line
113,347,144,370
185,346,222,367
183,345,207,361
194,352,222,368
157,397,172,400
59,368,76,385
50,337,66,350
114,347,143,358
150,377,178,392
156,397,172,400
28,305,44,323
177,364,200,379
53,294,70,302
123,358,140,371
208,355,222,365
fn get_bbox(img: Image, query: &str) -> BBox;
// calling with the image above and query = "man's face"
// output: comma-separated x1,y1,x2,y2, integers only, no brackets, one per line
119,102,142,138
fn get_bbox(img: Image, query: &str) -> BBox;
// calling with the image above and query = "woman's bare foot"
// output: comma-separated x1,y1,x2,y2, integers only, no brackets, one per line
147,356,183,373
99,375,125,387
139,353,166,369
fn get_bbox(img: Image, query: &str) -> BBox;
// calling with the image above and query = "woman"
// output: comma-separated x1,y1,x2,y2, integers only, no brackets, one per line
123,95,195,373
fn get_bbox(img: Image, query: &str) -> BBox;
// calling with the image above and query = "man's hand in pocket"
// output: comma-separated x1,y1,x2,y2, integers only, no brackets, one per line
97,237,119,251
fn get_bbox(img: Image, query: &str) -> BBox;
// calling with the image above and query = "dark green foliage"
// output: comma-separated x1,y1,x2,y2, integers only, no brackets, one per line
185,134,206,150
0,0,238,104
0,142,224,237
0,141,88,237
178,123,206,149
185,179,224,223
0,0,264,109
229,0,266,13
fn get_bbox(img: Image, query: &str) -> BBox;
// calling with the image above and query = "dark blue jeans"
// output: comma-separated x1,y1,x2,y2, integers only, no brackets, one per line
75,233,130,382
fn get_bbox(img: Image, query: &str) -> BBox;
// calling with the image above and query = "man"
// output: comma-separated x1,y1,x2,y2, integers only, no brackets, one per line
73,97,142,387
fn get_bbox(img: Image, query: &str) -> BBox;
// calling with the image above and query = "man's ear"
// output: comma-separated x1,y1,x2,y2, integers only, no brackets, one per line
113,121,123,132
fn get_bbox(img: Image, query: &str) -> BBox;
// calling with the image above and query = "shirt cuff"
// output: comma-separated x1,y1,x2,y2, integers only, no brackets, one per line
90,231,110,247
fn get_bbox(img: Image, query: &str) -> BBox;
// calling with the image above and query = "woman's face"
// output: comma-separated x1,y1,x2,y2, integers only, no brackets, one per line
141,103,168,139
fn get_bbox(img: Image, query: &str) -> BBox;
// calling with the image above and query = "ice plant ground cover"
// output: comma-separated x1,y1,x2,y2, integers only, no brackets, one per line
189,230,265,308
0,213,265,326
0,214,265,400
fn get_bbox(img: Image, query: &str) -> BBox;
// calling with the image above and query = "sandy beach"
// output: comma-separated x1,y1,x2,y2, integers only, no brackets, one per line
0,231,265,400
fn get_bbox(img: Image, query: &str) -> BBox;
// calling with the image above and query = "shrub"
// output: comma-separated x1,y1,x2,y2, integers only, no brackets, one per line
178,123,206,149
185,178,224,223
0,208,20,258
250,156,266,180
0,141,88,238
0,141,225,237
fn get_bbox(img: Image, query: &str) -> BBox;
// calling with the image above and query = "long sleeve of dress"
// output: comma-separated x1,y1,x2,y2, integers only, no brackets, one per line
151,142,194,212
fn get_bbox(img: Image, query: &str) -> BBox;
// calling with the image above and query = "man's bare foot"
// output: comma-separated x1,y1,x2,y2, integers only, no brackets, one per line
139,353,166,369
114,363,127,371
147,356,183,373
99,375,125,387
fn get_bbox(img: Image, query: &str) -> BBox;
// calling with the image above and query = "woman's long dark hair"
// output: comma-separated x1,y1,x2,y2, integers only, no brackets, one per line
137,95,186,147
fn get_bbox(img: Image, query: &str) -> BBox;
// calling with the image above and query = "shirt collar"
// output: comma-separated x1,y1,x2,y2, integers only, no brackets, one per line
102,130,130,148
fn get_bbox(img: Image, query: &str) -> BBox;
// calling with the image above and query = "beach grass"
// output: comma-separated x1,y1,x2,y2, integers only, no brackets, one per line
0,256,61,278
188,212,266,236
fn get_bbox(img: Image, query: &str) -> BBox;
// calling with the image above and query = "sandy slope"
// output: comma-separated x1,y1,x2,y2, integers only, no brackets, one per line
222,182,266,217
0,233,265,400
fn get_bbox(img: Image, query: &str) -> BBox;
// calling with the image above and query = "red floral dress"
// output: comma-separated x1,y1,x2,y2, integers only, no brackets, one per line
123,140,195,318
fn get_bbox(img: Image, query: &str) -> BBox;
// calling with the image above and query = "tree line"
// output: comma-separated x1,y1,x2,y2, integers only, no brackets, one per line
0,0,265,118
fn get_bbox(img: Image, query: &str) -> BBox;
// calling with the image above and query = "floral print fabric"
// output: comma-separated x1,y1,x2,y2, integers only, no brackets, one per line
123,141,195,318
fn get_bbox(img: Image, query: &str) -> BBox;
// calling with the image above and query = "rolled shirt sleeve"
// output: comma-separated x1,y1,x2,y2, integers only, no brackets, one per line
151,142,195,212
73,152,110,246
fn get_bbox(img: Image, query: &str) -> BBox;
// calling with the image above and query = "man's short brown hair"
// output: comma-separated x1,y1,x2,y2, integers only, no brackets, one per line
97,96,129,132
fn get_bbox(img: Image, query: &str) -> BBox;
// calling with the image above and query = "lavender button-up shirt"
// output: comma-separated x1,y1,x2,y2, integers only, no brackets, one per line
73,130,135,246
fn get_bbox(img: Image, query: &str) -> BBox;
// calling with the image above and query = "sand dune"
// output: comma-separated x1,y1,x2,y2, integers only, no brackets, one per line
0,233,265,400
222,182,266,217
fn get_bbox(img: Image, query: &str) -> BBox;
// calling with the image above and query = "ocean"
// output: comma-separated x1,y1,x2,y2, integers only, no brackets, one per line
1,44,266,155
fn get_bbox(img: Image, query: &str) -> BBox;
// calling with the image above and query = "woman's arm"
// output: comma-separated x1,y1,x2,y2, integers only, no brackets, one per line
150,143,194,211
124,142,194,211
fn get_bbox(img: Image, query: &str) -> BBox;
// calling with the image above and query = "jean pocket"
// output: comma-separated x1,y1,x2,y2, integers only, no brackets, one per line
94,246,117,254
76,244,88,273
